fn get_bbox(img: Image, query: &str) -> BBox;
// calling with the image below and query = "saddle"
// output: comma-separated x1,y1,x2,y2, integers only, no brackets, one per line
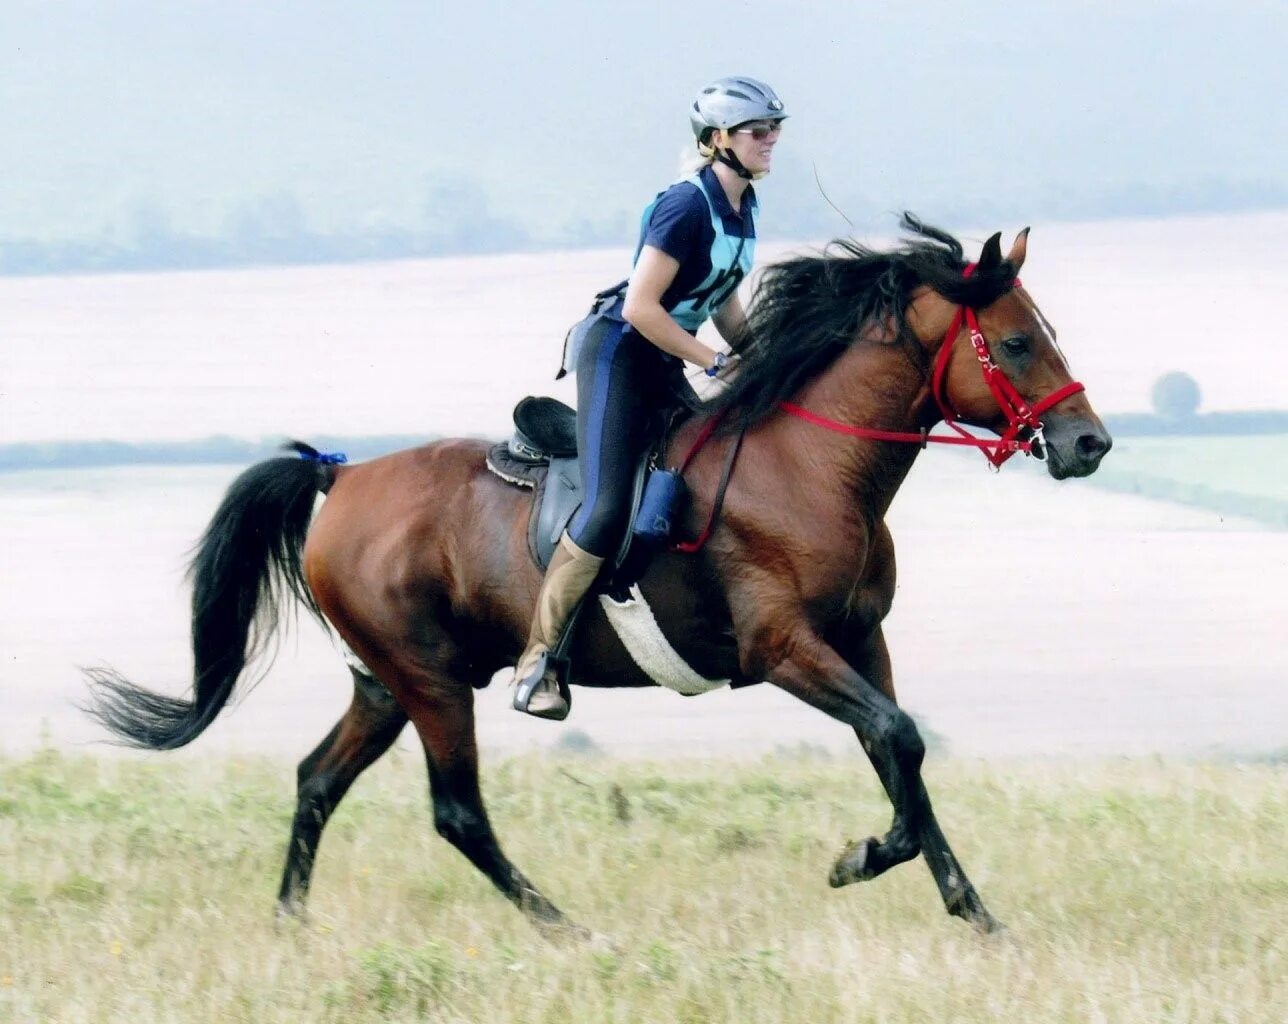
487,396,742,705
486,396,656,577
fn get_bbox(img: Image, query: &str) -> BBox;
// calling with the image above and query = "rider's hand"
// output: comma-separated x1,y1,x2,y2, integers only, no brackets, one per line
716,352,742,381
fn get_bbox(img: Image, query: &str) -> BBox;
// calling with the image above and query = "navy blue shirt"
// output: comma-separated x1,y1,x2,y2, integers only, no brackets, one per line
636,165,757,315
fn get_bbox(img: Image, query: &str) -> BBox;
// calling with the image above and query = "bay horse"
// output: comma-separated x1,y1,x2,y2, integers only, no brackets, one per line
86,217,1111,938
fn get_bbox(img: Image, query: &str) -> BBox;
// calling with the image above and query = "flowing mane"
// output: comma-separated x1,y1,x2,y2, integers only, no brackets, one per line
703,213,1020,425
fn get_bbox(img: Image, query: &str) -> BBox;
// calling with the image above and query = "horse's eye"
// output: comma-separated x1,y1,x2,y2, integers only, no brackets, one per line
1001,335,1030,357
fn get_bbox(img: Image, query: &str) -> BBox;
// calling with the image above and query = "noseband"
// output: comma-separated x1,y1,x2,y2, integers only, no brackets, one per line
780,262,1086,467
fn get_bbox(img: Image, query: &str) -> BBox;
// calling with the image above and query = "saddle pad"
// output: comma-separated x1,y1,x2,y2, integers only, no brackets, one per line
599,585,729,696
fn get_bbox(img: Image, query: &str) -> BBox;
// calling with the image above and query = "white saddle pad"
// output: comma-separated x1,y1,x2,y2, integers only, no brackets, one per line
599,585,729,696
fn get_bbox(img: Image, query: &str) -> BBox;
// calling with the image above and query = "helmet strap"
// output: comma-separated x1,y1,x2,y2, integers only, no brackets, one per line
715,147,757,181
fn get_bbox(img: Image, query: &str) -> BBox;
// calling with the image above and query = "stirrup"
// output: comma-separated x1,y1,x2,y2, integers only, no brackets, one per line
512,650,572,721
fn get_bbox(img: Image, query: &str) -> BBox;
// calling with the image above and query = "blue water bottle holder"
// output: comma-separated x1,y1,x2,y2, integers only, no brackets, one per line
632,466,689,547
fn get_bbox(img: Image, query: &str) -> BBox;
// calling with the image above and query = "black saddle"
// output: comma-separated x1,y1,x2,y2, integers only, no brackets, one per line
486,396,656,575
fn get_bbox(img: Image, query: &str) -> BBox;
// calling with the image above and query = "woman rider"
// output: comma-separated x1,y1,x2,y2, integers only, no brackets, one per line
512,75,787,719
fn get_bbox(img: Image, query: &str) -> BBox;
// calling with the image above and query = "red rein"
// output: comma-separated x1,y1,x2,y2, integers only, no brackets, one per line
673,263,1086,552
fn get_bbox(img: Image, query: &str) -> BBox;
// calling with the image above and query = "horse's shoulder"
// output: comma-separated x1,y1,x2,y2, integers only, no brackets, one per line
795,517,896,624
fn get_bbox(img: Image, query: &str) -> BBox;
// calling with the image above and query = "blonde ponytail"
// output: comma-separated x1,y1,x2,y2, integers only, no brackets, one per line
678,130,720,176
679,147,715,177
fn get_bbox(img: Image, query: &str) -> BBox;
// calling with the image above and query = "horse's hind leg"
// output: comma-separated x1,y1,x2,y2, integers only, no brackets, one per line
276,665,408,916
387,669,583,939
841,627,1000,933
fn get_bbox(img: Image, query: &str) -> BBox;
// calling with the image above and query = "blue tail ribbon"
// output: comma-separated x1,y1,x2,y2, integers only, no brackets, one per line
299,448,348,465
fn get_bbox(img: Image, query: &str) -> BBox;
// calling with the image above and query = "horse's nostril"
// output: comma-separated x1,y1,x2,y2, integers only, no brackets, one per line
1076,433,1110,460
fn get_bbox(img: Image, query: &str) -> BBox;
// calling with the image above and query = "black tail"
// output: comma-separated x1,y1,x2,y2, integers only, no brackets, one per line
84,442,334,750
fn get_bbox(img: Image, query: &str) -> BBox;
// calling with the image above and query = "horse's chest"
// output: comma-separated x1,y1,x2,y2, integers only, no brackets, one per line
806,531,894,629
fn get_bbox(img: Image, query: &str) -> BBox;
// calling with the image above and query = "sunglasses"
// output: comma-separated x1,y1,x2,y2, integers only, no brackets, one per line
732,121,784,141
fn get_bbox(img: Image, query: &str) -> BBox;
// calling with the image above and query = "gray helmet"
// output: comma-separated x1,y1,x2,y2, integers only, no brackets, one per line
689,76,787,143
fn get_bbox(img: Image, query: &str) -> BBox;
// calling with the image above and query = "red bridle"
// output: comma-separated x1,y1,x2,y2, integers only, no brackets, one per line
672,263,1088,553
780,263,1086,468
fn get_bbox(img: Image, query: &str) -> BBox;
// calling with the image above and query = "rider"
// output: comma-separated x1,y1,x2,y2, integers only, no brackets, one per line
511,76,787,719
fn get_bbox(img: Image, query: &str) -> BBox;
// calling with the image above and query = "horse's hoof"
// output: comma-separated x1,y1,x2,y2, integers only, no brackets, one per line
971,911,1006,936
829,837,877,887
274,898,308,924
584,930,622,955
536,917,594,946
946,888,1006,936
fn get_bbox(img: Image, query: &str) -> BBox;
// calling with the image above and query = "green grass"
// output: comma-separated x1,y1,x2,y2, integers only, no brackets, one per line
1086,434,1288,525
1,749,1285,1023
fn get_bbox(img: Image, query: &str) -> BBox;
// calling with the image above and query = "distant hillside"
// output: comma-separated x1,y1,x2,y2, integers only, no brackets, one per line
1103,411,1288,436
1083,434,1288,529
0,435,434,473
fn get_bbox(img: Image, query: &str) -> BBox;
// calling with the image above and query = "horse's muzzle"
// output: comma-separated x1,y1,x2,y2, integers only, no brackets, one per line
1042,416,1112,480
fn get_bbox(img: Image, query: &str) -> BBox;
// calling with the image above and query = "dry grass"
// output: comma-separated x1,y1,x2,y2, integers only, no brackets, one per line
1,748,1285,1023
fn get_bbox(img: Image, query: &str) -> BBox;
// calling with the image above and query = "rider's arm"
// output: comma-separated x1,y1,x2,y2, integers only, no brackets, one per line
712,293,750,351
623,245,722,372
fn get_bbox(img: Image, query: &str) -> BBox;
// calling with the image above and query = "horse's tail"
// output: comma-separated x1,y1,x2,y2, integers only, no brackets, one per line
84,441,337,750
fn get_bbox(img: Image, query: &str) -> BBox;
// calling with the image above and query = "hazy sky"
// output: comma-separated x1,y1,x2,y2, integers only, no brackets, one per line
3,0,1287,246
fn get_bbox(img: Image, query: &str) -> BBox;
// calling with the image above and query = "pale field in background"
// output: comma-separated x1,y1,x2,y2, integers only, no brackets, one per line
4,210,1288,445
1,211,1287,761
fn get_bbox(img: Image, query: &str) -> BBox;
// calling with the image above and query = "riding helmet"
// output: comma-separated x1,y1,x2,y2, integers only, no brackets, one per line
689,76,787,144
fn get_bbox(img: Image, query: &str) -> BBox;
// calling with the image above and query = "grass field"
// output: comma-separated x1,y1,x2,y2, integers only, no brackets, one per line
1086,434,1288,526
2,750,1285,1023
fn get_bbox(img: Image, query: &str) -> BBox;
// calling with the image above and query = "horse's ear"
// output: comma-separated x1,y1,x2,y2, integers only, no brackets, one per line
1006,227,1029,271
977,232,1003,270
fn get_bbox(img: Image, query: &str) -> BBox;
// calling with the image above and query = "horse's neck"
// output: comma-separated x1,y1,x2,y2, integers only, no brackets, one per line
794,340,929,517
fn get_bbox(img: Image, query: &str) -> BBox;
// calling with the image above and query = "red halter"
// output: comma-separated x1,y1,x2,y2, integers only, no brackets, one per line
781,264,1086,468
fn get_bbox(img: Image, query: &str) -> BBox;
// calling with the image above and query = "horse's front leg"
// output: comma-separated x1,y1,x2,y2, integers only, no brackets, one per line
751,623,925,881
841,625,1001,932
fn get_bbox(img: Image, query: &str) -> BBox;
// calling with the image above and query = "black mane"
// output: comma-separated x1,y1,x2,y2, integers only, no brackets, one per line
702,214,1019,425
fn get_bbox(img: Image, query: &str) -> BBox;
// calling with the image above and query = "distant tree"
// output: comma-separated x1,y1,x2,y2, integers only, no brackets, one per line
1152,371,1201,419
421,176,529,254
225,191,313,262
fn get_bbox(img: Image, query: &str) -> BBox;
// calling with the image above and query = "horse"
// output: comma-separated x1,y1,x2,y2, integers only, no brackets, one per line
85,217,1111,939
